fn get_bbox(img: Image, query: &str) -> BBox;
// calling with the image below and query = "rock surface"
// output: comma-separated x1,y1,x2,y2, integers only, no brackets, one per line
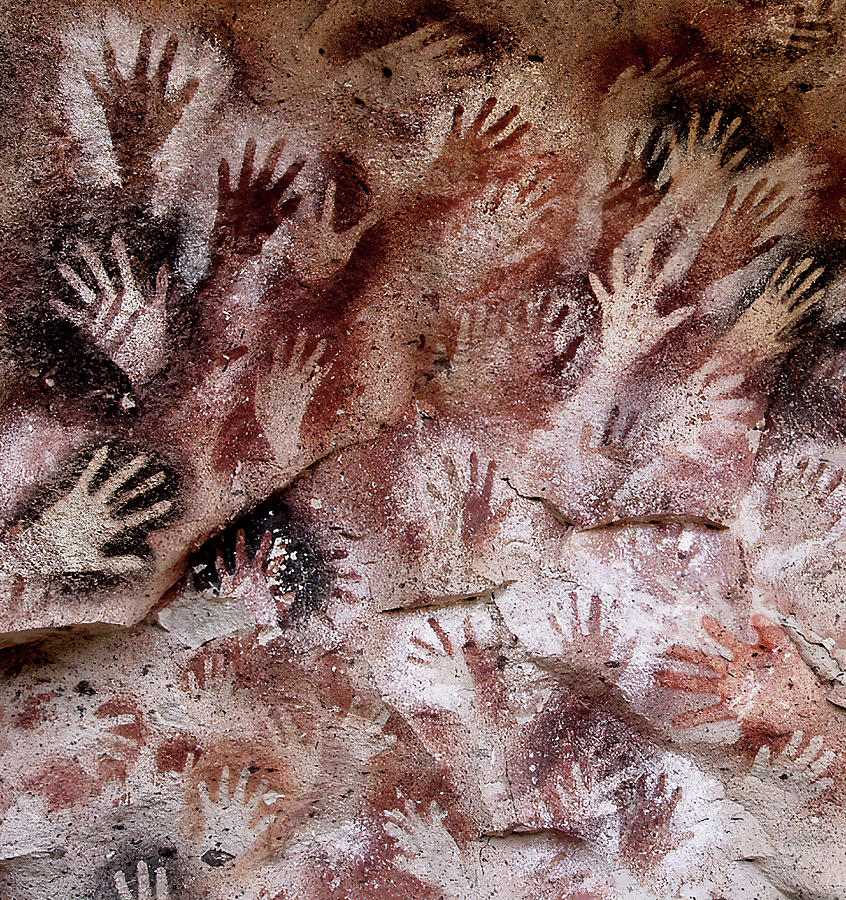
1,0,846,897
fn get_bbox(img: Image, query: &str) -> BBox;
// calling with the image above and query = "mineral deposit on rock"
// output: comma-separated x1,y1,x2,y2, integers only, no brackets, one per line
0,1,845,897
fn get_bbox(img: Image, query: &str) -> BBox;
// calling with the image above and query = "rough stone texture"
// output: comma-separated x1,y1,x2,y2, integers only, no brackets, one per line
1,0,845,897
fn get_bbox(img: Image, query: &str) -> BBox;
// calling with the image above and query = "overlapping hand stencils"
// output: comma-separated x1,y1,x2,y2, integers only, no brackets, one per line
4,3,846,900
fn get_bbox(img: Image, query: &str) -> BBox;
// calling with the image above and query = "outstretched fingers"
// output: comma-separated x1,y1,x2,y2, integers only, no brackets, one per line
773,257,814,301
172,76,200,121
470,97,497,135
118,498,173,531
717,115,742,154
481,104,520,143
492,119,531,152
742,177,774,213
114,870,134,900
234,528,248,573
232,766,250,806
795,734,825,769
218,765,232,804
788,264,826,307
154,35,179,96
77,444,113,493
783,729,806,759
666,643,727,673
155,867,170,900
750,614,790,650
111,233,137,296
94,453,150,503
481,457,496,506
320,179,338,226
810,749,836,778
238,138,257,194
197,777,213,813
78,241,116,301
428,615,454,656
255,530,275,569
757,190,793,231
662,304,695,334
136,859,153,900
672,701,733,729
132,26,154,85
256,136,287,190
111,470,166,509
588,271,610,305
218,156,232,203
657,669,727,695
586,593,602,635
787,288,824,328
450,103,465,137
634,239,656,286
154,263,171,309
750,744,772,776
701,615,751,658
105,553,149,576
303,337,328,373
614,129,641,182
272,156,306,200
102,34,123,95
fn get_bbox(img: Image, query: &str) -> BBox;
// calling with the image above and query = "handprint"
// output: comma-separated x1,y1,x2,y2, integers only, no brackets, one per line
619,772,684,872
332,696,398,768
643,355,756,463
461,453,512,546
86,25,199,193
196,764,276,862
729,256,825,359
407,615,464,679
14,445,173,577
214,529,291,626
94,697,145,782
589,241,694,372
602,56,702,122
406,614,486,715
56,232,170,389
254,332,329,465
730,728,836,822
430,97,531,196
113,860,170,900
771,0,844,53
183,647,234,695
686,178,794,288
540,761,625,836
424,452,512,550
471,168,574,283
384,800,474,898
404,612,511,745
289,179,376,286
440,294,582,400
796,454,846,497
659,109,748,187
748,730,835,797
656,614,813,731
449,304,503,371
599,401,642,454
794,456,846,539
595,128,670,271
359,22,483,97
546,592,634,680
211,137,305,264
